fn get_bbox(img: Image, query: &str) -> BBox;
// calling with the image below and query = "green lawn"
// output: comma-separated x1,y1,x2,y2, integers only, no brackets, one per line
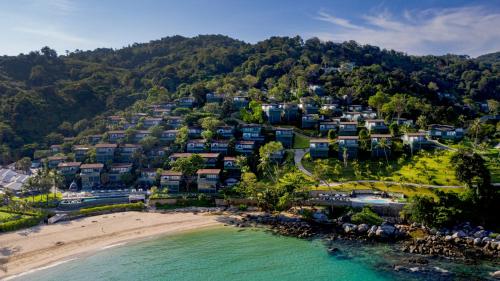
17,193,62,203
312,182,464,198
0,211,14,220
302,150,462,186
0,210,31,223
293,133,310,149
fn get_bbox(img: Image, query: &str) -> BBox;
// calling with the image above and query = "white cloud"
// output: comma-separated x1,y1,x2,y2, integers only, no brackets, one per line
38,0,76,15
315,10,363,30
313,6,500,57
14,26,98,45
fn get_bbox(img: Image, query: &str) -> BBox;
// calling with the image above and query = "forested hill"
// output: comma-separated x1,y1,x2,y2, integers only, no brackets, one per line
0,35,498,162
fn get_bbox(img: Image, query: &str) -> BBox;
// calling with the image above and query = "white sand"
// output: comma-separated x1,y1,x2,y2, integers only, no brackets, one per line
0,211,222,279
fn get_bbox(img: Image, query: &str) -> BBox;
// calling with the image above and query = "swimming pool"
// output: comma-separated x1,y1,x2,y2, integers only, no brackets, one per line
350,195,393,204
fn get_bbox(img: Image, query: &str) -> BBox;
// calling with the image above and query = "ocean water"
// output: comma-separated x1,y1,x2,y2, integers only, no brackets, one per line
12,226,496,281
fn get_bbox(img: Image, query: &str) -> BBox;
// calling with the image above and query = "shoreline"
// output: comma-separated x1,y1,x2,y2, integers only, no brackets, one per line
0,211,224,280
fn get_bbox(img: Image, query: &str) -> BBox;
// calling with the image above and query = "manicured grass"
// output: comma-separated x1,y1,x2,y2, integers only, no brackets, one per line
0,211,16,221
312,181,464,198
302,150,461,186
0,209,45,232
293,133,310,149
391,151,460,186
16,193,62,203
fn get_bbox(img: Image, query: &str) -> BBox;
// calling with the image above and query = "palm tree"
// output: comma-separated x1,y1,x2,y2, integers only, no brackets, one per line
342,147,348,167
376,138,390,165
469,118,481,148
49,170,65,200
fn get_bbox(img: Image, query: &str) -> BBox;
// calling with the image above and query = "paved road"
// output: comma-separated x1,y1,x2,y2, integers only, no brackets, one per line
428,139,457,151
294,148,312,177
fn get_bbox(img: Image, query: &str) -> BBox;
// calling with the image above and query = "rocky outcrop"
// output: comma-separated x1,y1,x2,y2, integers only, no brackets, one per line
401,227,500,260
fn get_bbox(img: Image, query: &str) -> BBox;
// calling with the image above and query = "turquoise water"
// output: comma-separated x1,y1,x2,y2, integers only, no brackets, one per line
12,226,496,281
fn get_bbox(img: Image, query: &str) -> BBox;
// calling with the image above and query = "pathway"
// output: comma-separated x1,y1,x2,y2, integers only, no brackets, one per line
428,139,457,151
293,148,312,177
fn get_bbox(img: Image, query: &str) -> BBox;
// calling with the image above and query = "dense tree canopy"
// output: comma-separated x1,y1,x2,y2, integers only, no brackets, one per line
1,35,498,162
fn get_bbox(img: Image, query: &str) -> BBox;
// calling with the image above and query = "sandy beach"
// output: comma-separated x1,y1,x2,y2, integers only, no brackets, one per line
0,211,222,279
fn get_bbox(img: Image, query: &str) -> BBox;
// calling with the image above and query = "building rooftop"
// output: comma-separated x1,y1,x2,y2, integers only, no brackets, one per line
197,169,221,174
110,163,133,168
80,163,104,169
338,136,359,140
95,143,118,148
310,138,329,143
161,170,183,176
371,134,392,138
57,162,82,168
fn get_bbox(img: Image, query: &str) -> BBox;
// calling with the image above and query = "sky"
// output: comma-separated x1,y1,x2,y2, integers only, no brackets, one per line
0,0,499,57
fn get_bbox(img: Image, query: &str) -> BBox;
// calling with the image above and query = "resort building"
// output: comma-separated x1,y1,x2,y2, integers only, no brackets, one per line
143,117,163,129
166,116,183,129
87,134,102,145
80,163,104,189
73,145,90,162
402,132,429,151
95,143,118,164
370,134,392,158
188,126,203,139
118,144,141,162
130,113,147,124
348,105,363,112
342,112,362,122
309,139,330,159
299,98,319,114
301,114,319,129
160,170,184,193
279,103,299,122
176,96,196,108
107,115,124,127
133,130,151,142
57,162,81,181
210,140,230,155
275,127,294,148
339,122,358,136
186,139,208,153
223,156,239,171
206,92,223,104
235,140,256,155
216,126,234,139
241,124,264,142
138,168,157,187
152,108,170,117
319,121,339,135
338,136,359,160
108,163,133,183
160,130,178,143
108,130,126,143
392,118,414,126
427,124,464,141
364,119,388,133
47,156,66,169
233,96,249,110
196,169,221,193
262,103,283,124
50,144,62,155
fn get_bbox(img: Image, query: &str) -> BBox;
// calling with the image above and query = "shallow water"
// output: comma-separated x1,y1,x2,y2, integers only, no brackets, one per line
11,226,497,281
